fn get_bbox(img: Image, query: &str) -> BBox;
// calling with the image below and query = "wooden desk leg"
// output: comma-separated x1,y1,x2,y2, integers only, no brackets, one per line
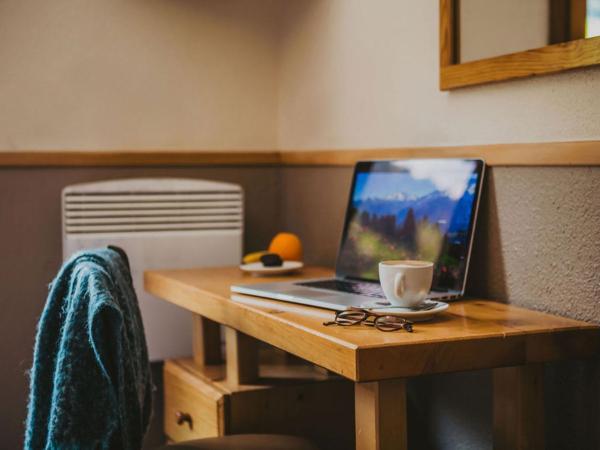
355,379,407,450
225,326,259,385
192,315,222,367
493,364,544,450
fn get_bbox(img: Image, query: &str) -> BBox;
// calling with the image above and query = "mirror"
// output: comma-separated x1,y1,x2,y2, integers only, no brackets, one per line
460,0,600,63
440,0,600,89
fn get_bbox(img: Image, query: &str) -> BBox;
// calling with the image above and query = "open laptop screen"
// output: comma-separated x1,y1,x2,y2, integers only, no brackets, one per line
336,159,484,293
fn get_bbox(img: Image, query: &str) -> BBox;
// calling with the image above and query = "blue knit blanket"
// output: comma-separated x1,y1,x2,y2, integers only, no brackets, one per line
25,248,153,450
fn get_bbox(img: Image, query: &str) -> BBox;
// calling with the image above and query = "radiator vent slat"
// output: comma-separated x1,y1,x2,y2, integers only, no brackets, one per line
64,189,239,195
65,201,241,210
66,223,241,233
65,193,241,202
65,208,241,218
66,215,242,225
63,183,243,235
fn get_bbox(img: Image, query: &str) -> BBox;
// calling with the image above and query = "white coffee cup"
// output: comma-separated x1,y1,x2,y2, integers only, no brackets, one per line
378,260,434,308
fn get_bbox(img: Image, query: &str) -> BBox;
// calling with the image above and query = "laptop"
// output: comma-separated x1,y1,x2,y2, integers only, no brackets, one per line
232,159,485,311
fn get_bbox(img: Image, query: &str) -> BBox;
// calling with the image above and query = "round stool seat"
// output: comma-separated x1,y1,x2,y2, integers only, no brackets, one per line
159,434,320,450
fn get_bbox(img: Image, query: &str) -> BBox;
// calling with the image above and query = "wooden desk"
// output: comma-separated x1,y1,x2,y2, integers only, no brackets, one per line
145,267,599,450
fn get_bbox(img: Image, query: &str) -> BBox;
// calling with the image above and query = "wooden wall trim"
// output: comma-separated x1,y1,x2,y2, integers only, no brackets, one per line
279,141,600,166
0,141,599,167
0,150,281,167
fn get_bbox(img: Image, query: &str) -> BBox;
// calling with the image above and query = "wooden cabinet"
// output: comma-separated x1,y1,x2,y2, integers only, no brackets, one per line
164,357,355,449
164,360,226,441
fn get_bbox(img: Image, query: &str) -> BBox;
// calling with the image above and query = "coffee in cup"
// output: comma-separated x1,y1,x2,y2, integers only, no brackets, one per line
378,260,433,308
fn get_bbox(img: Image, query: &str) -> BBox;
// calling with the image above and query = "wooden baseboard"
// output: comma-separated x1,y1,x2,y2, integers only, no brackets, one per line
1,140,599,167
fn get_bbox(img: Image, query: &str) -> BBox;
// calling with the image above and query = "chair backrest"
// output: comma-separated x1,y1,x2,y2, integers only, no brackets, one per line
25,247,152,450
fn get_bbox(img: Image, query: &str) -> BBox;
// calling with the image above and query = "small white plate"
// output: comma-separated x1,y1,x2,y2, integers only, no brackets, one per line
239,261,304,276
363,301,449,322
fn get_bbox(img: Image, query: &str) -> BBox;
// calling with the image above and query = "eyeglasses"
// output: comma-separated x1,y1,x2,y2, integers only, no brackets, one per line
323,307,413,332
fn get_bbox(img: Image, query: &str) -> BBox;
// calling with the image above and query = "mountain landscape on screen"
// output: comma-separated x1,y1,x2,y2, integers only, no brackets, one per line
338,167,478,288
354,187,475,234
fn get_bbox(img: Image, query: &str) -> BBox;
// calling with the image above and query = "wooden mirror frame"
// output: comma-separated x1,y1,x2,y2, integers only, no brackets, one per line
440,0,600,90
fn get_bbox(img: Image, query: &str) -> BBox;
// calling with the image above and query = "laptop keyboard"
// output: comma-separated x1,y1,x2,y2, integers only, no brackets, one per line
296,279,386,299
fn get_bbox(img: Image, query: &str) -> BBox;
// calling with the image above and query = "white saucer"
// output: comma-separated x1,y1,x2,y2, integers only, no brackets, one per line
239,261,304,276
362,300,449,322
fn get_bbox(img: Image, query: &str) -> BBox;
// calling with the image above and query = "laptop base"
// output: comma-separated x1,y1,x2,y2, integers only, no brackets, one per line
231,278,460,311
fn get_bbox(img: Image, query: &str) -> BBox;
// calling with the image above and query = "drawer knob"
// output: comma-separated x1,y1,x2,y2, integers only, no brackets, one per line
175,411,193,430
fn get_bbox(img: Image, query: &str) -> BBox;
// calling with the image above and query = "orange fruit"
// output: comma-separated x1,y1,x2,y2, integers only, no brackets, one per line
268,232,303,262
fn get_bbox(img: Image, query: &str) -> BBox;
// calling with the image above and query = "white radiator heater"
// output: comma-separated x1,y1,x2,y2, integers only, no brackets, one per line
62,178,243,360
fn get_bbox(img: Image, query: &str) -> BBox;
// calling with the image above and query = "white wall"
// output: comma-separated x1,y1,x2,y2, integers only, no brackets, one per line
0,0,280,150
2,0,599,152
277,0,600,149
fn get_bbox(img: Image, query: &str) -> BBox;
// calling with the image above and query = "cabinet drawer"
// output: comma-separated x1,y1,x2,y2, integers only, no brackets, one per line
164,360,226,442
164,358,355,449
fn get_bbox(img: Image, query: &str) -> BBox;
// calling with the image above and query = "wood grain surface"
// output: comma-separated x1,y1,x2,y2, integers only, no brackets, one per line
2,140,600,167
144,267,600,381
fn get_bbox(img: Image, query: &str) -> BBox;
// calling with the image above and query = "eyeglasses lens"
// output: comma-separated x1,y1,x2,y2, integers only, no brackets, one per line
335,311,367,325
375,316,413,332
